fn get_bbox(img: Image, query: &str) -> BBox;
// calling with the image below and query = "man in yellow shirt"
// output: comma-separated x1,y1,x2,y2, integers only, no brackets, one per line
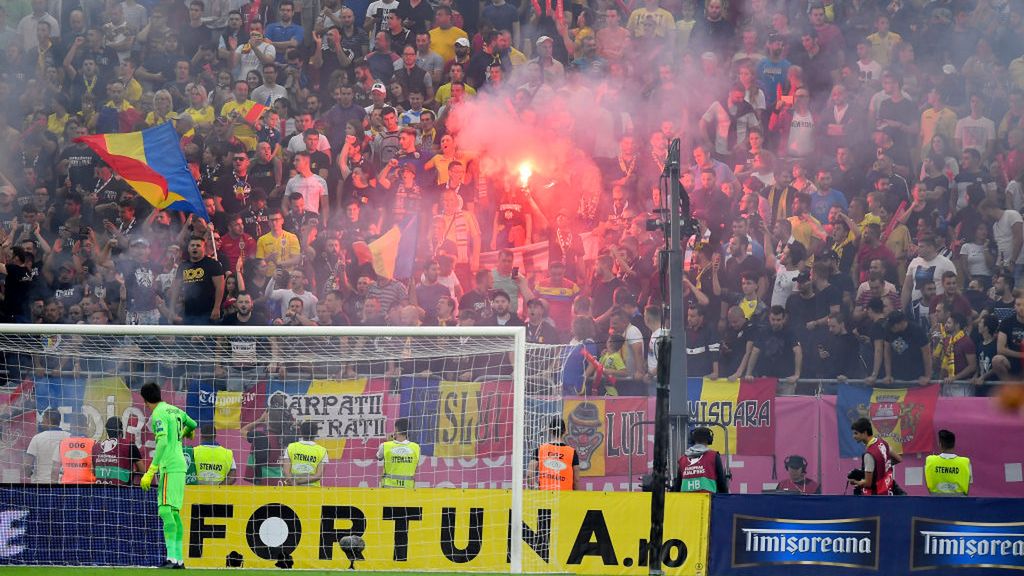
428,6,466,63
255,210,301,278
627,0,675,39
920,87,957,155
220,80,260,150
787,194,826,252
865,14,901,67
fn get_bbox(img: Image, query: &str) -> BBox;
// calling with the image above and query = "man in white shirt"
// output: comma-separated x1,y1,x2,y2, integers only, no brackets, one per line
18,0,59,51
902,235,957,309
284,152,330,218
250,63,289,105
955,94,996,161
24,409,69,483
234,22,276,80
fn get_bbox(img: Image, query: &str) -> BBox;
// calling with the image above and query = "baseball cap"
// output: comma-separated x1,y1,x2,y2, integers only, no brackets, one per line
454,37,470,47
536,35,553,45
371,82,386,94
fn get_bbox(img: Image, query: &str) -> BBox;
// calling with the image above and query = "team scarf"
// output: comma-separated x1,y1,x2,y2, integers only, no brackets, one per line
942,328,966,379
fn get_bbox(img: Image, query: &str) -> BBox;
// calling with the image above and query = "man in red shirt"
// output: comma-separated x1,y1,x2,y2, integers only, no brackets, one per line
217,214,258,272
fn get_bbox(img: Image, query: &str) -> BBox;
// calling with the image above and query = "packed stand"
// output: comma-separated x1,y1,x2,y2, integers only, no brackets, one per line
2,0,1024,392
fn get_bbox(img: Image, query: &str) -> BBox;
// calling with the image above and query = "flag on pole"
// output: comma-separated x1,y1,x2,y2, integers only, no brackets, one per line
75,122,210,221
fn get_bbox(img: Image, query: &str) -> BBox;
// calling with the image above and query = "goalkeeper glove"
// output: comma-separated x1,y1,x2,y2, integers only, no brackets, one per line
183,427,195,439
141,467,156,490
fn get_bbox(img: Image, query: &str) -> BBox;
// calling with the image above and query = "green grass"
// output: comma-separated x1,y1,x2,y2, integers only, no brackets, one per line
0,565,528,569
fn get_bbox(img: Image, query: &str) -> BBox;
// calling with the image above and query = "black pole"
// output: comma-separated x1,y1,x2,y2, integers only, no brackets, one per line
648,139,690,574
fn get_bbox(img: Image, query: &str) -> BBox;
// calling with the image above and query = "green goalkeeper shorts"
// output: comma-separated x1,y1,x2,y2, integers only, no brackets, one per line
159,472,185,510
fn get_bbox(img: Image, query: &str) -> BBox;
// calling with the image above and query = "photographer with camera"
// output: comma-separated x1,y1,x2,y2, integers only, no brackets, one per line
849,417,900,495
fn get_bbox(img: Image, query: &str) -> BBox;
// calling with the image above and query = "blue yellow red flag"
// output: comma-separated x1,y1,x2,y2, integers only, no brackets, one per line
75,123,210,221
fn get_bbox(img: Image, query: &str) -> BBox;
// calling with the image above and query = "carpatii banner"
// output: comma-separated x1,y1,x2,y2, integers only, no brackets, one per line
685,378,776,455
835,383,940,457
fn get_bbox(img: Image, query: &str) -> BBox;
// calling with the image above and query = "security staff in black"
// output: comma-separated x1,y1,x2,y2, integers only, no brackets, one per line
672,427,729,493
376,418,420,488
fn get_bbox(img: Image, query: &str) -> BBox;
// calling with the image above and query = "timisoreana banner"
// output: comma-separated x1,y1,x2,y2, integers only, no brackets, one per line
183,487,709,574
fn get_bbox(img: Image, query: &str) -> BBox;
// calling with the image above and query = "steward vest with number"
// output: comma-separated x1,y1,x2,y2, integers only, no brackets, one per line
287,441,328,486
193,444,234,485
93,438,136,485
677,450,719,493
381,440,420,488
925,454,971,495
59,437,97,484
537,443,575,490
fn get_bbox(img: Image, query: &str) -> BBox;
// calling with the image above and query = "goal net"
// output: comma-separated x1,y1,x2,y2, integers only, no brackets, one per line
0,324,572,572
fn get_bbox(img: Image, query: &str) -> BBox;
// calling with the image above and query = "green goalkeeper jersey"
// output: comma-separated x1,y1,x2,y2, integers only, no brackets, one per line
150,401,197,474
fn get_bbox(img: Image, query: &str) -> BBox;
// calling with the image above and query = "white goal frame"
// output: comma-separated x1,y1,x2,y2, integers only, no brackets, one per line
0,323,531,573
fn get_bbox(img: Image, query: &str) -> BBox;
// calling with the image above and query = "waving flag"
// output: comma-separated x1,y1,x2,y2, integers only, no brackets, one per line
366,214,419,279
75,123,210,221
244,101,269,123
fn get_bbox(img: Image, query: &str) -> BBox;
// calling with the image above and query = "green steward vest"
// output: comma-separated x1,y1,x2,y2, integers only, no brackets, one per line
381,440,420,488
194,444,234,485
287,441,328,486
925,454,971,495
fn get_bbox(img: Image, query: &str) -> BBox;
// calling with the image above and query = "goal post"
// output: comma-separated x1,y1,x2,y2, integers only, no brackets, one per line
0,323,570,572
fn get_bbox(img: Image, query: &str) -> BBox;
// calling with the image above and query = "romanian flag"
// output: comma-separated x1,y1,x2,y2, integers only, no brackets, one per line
75,123,210,221
686,377,776,455
244,101,269,124
836,383,939,457
361,214,419,280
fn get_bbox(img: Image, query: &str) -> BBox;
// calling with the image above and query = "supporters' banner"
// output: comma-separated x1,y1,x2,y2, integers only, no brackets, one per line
685,378,775,455
182,486,710,574
836,383,939,457
709,494,1024,575
562,397,650,477
286,378,388,459
397,377,514,458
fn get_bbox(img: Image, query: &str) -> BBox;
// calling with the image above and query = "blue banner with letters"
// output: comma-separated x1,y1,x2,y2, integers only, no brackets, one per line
710,494,1024,575
0,485,163,566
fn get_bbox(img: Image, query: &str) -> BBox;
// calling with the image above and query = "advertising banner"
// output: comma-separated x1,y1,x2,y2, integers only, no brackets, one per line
183,487,710,574
709,495,1024,575
0,485,164,566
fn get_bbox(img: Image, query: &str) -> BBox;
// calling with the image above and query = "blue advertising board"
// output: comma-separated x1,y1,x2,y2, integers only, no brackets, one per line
710,495,1024,575
0,485,164,566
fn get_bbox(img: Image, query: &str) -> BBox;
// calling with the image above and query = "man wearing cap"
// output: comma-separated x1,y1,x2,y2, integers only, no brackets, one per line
529,35,565,86
119,236,161,325
429,6,466,63
365,81,390,115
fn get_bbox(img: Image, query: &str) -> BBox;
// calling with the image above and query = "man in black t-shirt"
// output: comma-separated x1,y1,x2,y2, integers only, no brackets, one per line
994,290,1024,380
171,237,225,325
884,310,931,384
1,246,39,322
747,305,801,384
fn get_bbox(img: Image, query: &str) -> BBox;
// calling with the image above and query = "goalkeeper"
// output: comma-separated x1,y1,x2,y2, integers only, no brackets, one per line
140,382,197,569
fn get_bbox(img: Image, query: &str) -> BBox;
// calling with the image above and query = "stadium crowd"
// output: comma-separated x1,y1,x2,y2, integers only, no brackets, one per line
3,0,1024,393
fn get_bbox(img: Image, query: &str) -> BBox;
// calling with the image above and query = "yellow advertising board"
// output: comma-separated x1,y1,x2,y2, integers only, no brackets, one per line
183,487,709,575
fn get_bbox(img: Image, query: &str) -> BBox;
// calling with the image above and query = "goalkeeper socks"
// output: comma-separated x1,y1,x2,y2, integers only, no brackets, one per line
173,510,185,564
158,505,179,563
